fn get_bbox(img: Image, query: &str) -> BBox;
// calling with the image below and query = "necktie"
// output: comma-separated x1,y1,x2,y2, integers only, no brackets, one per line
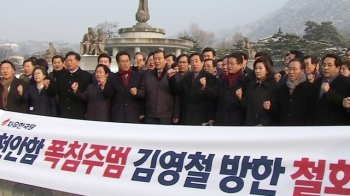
158,71,162,78
194,72,198,79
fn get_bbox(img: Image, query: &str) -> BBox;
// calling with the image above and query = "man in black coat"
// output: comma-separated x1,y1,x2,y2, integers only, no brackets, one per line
269,58,318,126
204,53,251,126
168,53,217,125
313,54,350,125
103,51,144,123
48,52,93,120
135,50,180,125
0,60,28,113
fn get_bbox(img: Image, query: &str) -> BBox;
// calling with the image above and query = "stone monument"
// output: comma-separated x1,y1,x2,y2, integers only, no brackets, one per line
43,42,57,63
242,37,256,60
135,0,150,25
105,0,193,58
80,27,96,55
90,28,106,55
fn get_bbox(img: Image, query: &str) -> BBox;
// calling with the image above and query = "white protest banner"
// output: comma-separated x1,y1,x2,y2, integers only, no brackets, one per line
0,110,349,196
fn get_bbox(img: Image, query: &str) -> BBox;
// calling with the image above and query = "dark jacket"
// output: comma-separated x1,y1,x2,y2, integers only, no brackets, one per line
138,68,180,119
205,75,251,126
103,70,144,123
314,75,350,125
75,84,110,122
242,79,279,126
243,67,255,80
0,77,28,113
48,67,93,120
22,84,57,117
169,70,217,125
174,71,190,83
272,81,317,126
49,69,67,82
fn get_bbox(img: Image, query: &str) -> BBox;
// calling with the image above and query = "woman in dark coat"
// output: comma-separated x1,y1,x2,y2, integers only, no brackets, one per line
238,57,279,126
72,64,110,122
20,67,56,116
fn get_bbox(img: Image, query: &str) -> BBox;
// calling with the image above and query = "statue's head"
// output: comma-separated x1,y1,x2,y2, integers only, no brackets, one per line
88,27,93,33
49,42,53,46
98,28,102,33
244,37,249,42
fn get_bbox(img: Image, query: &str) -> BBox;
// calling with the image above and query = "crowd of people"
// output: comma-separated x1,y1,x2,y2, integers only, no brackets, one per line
1,47,350,126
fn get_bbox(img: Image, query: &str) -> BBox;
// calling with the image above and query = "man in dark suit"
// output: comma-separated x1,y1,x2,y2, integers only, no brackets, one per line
314,54,350,125
0,60,28,113
48,52,93,120
103,51,144,123
174,54,190,83
135,49,180,125
168,52,217,125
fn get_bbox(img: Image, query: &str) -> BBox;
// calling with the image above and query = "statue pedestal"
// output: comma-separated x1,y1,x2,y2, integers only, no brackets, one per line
80,55,98,72
80,55,118,73
247,60,254,69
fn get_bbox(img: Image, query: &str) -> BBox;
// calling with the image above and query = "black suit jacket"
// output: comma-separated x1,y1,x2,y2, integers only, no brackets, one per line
104,70,144,123
314,75,350,125
169,70,217,125
49,68,93,119
206,75,252,126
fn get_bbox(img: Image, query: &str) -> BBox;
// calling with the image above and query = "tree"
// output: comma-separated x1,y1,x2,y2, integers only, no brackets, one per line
94,21,119,39
303,21,348,48
0,44,14,61
178,23,215,51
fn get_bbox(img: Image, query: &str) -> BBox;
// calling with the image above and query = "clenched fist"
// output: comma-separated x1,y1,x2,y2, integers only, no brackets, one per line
130,87,138,95
200,77,206,87
167,69,176,78
43,79,50,89
274,73,282,83
17,85,23,96
321,82,330,93
71,82,78,92
263,101,271,110
343,97,350,109
307,74,315,83
236,88,242,100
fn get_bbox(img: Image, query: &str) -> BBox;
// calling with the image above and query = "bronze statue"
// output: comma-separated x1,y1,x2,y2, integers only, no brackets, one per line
242,37,256,60
136,0,150,23
80,27,96,55
43,42,57,62
90,28,106,55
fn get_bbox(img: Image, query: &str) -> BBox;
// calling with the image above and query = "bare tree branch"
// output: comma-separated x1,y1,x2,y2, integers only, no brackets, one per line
94,21,119,39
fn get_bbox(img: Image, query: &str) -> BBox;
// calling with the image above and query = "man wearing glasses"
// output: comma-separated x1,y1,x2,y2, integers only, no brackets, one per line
314,54,350,125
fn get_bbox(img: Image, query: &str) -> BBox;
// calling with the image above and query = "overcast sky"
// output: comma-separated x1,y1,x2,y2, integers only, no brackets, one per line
1,0,288,43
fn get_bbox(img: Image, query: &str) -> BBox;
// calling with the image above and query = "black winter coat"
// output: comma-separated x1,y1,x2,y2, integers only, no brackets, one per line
22,84,57,117
48,68,93,120
169,70,217,125
103,70,144,123
242,79,279,126
204,75,251,126
272,81,317,126
313,75,350,125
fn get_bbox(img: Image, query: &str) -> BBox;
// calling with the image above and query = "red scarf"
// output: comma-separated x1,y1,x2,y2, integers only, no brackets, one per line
228,71,242,87
118,68,132,88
